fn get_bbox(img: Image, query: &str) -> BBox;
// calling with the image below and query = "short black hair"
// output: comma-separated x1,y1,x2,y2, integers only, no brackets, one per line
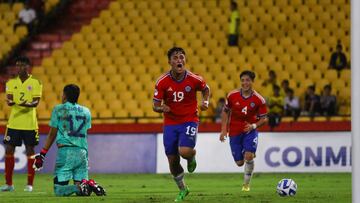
240,70,256,81
15,56,31,66
63,84,80,104
324,84,332,90
273,84,280,91
231,1,238,8
286,88,294,94
308,85,316,91
167,47,186,60
282,79,289,84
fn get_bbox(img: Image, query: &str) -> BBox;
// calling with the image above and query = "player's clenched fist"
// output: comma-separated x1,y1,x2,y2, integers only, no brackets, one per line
200,101,209,111
162,104,171,112
219,131,228,142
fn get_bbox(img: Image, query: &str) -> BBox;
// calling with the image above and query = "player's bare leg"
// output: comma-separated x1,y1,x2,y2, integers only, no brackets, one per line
179,147,197,173
167,155,189,202
242,152,255,192
1,144,15,192
25,145,35,192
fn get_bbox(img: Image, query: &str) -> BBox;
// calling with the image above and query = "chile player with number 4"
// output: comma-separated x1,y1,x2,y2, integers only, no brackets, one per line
153,47,210,202
32,84,105,196
219,70,268,192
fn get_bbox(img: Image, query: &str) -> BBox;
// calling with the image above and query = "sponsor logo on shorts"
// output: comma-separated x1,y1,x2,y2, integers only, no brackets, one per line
4,135,10,141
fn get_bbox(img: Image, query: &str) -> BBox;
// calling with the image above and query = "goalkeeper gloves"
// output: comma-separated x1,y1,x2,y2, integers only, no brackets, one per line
33,148,48,171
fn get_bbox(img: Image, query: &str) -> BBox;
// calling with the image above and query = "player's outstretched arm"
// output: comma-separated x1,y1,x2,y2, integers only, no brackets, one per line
33,127,58,171
200,85,210,111
219,109,230,142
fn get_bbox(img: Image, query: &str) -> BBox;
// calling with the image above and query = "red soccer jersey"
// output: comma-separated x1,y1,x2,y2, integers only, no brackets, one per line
153,71,207,125
224,89,267,136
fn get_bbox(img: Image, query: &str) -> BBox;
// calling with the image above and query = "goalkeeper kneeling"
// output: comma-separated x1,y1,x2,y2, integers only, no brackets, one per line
32,84,106,196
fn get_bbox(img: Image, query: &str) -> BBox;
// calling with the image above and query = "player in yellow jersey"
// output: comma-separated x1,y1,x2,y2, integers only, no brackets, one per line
1,56,42,192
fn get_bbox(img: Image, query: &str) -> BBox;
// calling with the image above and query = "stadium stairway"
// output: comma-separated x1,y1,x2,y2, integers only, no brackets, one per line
9,0,111,68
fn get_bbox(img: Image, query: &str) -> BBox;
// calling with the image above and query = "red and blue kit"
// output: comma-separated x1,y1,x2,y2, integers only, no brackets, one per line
153,71,208,155
225,89,267,161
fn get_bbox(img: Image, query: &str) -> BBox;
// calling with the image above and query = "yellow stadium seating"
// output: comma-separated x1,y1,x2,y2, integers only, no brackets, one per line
19,0,349,122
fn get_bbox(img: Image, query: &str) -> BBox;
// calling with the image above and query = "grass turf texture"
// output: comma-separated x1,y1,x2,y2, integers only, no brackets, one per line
0,173,351,203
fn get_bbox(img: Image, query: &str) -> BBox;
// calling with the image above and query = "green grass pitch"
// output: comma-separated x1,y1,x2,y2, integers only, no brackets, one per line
0,173,351,203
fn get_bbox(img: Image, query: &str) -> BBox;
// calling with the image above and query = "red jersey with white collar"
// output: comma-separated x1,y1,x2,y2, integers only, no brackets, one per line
224,89,267,136
153,71,207,125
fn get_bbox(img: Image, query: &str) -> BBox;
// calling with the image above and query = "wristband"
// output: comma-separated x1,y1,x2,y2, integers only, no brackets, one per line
251,123,257,130
40,148,48,155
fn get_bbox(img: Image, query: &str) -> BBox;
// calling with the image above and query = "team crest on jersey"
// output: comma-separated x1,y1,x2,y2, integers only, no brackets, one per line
185,86,191,92
27,85,32,91
250,102,255,108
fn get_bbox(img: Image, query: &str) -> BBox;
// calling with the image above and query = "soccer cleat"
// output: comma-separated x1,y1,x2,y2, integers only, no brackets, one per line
242,184,250,192
24,185,33,192
187,157,197,173
174,187,190,202
88,179,106,196
79,179,92,196
0,184,14,192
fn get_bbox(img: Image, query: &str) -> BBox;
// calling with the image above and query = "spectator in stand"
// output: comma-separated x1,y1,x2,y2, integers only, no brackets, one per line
320,84,337,116
261,70,278,97
13,2,37,33
329,41,348,71
29,0,45,24
267,85,283,131
214,97,225,123
302,85,321,118
280,79,290,96
228,1,240,46
284,88,301,121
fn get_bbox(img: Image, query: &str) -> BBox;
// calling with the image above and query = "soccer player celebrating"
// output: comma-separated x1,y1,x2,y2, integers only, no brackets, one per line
32,84,105,196
153,47,210,202
1,56,42,192
219,70,268,192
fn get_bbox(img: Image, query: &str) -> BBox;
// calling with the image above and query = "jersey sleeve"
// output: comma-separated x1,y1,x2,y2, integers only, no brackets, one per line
5,80,14,95
49,106,59,128
258,98,268,117
224,95,231,112
196,76,207,91
33,79,42,97
153,81,164,102
86,109,92,130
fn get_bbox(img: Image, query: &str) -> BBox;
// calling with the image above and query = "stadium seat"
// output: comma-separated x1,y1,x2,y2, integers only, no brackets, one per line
20,0,349,121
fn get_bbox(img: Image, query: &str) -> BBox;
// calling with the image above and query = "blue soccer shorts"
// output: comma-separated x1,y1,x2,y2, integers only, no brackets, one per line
54,147,88,182
163,122,198,155
229,130,258,162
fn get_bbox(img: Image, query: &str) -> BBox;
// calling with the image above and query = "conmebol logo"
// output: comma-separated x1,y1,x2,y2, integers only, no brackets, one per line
264,146,351,167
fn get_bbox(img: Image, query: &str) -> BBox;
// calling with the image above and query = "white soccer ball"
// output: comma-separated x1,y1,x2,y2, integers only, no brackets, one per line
276,178,297,197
